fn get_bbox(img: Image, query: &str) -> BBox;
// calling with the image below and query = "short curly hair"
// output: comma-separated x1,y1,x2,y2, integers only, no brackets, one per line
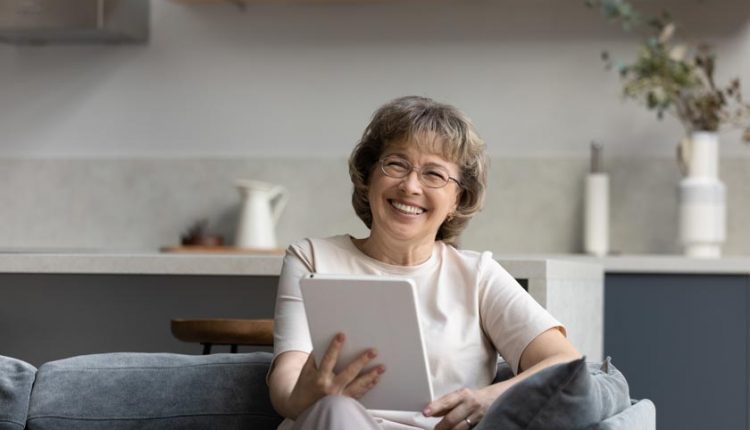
348,96,488,246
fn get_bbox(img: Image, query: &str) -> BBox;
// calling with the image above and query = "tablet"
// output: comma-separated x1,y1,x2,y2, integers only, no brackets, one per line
300,273,434,411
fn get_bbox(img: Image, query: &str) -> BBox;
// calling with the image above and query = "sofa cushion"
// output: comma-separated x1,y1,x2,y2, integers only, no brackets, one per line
477,357,631,430
27,352,282,430
0,355,37,430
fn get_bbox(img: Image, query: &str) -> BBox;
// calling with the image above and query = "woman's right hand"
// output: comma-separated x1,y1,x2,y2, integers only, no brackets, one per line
287,332,385,418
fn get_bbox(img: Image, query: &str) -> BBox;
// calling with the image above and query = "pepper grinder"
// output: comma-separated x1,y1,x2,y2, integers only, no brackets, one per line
584,142,609,256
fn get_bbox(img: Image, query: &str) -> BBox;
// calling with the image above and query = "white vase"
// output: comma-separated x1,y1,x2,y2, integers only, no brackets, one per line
678,131,726,258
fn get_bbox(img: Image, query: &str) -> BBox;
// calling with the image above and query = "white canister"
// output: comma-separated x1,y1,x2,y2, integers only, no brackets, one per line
584,173,609,257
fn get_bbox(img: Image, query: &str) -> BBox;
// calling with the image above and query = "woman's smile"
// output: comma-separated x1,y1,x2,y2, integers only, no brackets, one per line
388,199,426,216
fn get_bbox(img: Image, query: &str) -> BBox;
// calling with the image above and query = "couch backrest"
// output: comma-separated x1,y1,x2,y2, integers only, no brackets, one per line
26,352,283,430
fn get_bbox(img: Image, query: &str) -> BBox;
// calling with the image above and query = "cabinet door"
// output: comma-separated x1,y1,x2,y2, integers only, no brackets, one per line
605,274,749,430
0,274,278,366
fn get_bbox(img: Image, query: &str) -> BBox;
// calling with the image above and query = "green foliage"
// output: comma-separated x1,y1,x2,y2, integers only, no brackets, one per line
586,0,750,142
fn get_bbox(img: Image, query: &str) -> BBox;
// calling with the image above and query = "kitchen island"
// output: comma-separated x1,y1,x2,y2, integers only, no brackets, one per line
499,254,750,430
0,252,602,369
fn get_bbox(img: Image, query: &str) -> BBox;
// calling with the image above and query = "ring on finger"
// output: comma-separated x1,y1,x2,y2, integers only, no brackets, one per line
465,417,474,428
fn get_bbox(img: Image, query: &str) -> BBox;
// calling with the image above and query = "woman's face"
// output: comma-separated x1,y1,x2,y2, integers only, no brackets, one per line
367,142,461,246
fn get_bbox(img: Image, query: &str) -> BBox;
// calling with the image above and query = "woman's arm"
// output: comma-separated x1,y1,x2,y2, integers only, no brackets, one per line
268,351,309,419
424,328,581,430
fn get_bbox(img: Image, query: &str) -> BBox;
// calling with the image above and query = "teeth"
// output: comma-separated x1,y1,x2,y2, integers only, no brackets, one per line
391,201,425,215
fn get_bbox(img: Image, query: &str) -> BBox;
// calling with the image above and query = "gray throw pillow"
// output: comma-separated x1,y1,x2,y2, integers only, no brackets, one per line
0,355,37,430
477,357,630,430
26,352,282,430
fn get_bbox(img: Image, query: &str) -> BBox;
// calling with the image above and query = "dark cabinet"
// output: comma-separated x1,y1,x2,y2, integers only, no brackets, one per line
605,274,750,430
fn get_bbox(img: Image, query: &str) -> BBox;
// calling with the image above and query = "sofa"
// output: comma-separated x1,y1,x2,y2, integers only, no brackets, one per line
1,352,655,430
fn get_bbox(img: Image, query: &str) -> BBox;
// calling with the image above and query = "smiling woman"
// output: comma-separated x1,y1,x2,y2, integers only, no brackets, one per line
267,96,582,430
348,96,488,249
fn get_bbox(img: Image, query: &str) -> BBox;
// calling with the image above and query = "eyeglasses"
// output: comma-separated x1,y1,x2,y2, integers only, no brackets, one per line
379,155,462,189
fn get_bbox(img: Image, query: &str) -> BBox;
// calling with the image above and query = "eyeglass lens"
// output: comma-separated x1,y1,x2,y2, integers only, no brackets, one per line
381,156,453,188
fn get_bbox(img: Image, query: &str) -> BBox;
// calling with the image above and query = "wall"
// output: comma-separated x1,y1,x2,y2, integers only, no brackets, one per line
1,0,749,254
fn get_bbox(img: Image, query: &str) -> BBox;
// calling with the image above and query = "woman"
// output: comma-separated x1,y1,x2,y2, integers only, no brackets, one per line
268,96,581,430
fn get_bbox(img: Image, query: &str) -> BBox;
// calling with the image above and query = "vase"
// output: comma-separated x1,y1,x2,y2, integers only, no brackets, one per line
678,131,726,258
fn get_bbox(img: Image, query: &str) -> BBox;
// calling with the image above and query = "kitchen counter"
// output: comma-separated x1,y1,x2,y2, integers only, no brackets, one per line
1,251,603,364
0,252,283,275
0,251,748,275
497,254,750,275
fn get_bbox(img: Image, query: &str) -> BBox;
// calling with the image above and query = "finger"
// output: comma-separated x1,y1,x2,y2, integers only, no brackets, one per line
437,414,477,430
334,348,377,386
464,414,481,429
435,407,474,430
318,332,345,374
343,365,386,399
458,414,481,430
423,389,464,417
435,393,481,430
433,411,474,430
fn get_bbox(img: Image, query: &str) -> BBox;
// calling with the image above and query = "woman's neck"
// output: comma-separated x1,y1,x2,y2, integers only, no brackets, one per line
353,234,434,266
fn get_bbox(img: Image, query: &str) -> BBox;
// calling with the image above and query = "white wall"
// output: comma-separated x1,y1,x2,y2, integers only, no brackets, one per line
1,0,749,159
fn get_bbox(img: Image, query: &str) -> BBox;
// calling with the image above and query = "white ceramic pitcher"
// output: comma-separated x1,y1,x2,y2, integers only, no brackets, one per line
235,179,288,249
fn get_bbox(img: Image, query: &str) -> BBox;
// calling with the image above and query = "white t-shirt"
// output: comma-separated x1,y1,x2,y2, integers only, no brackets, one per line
272,235,564,429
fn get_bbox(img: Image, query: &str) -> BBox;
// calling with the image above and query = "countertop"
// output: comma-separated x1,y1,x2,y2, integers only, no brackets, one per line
0,249,598,278
0,250,747,275
0,251,284,275
497,254,750,275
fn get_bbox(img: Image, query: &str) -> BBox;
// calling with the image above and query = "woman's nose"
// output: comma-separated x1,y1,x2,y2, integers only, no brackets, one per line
400,170,423,193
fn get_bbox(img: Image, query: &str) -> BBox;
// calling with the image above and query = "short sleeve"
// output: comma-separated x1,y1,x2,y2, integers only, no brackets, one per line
271,240,315,367
478,253,565,375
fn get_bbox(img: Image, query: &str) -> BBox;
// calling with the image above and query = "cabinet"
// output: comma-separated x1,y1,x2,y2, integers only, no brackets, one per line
605,274,750,430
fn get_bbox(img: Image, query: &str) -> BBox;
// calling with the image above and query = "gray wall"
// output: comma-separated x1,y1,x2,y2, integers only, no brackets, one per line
2,157,749,255
1,0,749,254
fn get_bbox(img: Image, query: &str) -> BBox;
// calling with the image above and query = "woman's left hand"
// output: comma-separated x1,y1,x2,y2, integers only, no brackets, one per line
422,386,498,430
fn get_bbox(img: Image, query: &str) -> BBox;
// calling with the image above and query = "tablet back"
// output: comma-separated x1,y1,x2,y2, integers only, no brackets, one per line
300,273,434,411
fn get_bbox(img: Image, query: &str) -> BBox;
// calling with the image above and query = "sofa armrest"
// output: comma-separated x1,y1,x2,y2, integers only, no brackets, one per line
590,399,656,430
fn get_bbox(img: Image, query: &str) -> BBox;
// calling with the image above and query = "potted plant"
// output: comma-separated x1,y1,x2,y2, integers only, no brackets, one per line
586,0,750,257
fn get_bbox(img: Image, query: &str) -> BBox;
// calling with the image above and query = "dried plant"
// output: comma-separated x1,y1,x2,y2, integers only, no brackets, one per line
586,0,750,143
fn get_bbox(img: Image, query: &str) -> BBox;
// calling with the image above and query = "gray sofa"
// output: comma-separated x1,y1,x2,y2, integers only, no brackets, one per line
1,352,655,430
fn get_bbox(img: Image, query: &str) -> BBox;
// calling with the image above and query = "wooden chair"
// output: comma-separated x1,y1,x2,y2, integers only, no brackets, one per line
170,319,274,354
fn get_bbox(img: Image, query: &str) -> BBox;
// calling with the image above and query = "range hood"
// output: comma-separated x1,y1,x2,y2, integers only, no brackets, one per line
0,0,148,44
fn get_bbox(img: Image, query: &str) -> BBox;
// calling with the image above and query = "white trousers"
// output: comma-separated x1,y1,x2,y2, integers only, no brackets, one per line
290,395,383,430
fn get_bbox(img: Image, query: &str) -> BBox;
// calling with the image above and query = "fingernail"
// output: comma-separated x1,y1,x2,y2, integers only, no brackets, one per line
336,333,344,342
422,407,431,416
378,365,386,374
368,349,377,358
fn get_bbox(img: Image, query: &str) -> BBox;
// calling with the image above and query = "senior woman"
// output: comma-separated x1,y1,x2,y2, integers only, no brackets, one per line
268,96,581,430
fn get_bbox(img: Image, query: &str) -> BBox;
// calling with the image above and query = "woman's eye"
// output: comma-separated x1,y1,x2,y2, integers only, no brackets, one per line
387,160,409,170
425,169,448,180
